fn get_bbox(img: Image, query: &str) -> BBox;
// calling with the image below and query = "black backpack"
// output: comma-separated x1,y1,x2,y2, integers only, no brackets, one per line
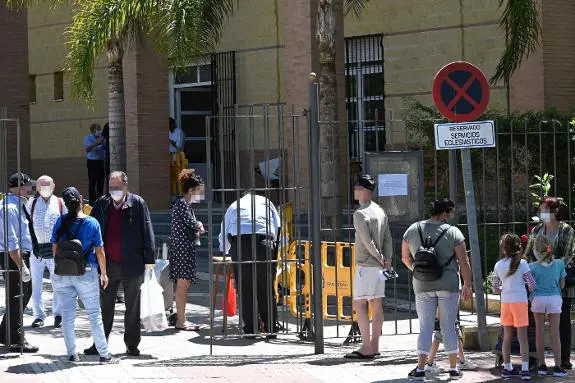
412,223,455,281
54,219,92,276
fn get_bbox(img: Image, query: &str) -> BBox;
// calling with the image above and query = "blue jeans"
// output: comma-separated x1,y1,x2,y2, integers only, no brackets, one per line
53,267,108,357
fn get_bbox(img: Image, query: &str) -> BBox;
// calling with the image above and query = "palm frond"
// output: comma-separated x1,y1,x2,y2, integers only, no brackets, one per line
154,0,236,69
344,0,369,18
65,0,148,100
491,0,541,84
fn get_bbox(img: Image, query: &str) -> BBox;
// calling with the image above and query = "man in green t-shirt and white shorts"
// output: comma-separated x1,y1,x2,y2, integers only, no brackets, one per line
344,174,393,360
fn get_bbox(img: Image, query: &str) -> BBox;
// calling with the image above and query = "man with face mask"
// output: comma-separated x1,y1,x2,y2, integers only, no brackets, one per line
25,175,67,329
0,173,38,352
84,123,106,205
85,171,155,357
344,174,393,360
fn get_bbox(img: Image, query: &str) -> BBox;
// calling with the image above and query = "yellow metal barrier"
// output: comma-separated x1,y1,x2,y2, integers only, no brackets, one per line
285,240,369,322
274,202,295,305
322,241,357,321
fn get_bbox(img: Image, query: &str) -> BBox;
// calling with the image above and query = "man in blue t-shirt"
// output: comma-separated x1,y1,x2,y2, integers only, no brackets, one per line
84,123,106,205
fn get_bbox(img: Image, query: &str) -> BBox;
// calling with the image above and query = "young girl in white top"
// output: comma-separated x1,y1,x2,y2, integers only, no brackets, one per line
529,235,567,377
493,233,536,380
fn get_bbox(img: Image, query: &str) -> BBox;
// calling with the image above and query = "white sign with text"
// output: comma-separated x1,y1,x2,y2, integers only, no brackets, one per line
378,174,408,197
434,120,495,150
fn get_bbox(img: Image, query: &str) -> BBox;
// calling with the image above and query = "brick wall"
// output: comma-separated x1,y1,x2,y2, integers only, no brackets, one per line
0,3,31,175
124,43,170,210
542,0,575,112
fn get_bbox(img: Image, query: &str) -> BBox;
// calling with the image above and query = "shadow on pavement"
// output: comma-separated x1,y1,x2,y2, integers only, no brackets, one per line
5,355,77,374
187,333,263,347
133,353,314,368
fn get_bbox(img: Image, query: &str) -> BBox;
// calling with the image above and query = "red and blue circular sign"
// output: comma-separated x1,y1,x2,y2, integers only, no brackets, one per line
432,62,490,123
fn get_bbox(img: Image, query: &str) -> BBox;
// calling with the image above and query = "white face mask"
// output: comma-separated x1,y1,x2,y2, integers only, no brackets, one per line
540,212,553,223
39,186,53,199
110,190,124,202
189,194,203,203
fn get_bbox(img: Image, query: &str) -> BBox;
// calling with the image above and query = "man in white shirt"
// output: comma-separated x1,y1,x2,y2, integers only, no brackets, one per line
218,191,281,338
169,118,185,159
26,175,67,328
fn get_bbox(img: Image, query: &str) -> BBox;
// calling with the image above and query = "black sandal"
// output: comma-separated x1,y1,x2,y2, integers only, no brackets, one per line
344,350,375,359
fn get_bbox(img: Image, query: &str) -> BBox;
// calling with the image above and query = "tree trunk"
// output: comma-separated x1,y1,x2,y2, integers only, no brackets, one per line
317,0,341,231
107,39,126,173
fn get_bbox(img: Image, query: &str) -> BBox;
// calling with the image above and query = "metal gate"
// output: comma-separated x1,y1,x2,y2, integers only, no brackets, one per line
0,106,27,354
211,51,237,204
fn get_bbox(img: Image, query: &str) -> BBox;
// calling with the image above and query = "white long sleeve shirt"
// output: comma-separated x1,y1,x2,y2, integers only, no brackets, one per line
218,193,281,255
26,195,67,244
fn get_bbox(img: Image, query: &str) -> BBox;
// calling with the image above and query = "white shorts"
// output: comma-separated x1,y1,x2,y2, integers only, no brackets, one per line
353,266,386,300
531,296,562,314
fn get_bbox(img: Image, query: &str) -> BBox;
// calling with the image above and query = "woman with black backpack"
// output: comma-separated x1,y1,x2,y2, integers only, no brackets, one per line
50,186,118,364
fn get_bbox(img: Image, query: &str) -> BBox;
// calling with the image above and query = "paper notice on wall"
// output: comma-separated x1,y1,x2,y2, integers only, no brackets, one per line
378,174,408,197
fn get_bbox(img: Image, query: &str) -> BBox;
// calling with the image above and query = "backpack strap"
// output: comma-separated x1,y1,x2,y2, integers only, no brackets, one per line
30,197,38,223
417,223,425,244
431,226,451,248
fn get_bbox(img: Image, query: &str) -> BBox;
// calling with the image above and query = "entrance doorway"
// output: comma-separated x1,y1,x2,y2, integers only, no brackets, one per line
172,64,214,185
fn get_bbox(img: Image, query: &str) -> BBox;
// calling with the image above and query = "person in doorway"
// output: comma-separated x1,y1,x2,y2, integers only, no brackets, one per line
84,123,106,205
101,123,110,185
218,190,281,338
169,117,185,157
51,187,118,364
524,196,575,370
84,171,156,357
168,169,205,331
169,118,185,197
402,198,473,380
492,233,535,380
0,173,37,353
344,174,393,359
26,175,66,328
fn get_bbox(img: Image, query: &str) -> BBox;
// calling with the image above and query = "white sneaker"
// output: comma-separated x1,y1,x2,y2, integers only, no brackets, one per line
425,362,443,373
458,359,478,371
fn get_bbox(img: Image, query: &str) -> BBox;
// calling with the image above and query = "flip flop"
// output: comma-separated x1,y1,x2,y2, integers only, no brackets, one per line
344,350,375,360
175,322,200,332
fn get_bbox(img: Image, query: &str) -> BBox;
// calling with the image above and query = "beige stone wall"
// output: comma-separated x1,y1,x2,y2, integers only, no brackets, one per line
28,5,109,162
344,0,507,147
28,5,107,195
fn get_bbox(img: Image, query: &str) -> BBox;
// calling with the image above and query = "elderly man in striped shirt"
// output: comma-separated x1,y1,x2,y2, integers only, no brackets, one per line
26,175,67,328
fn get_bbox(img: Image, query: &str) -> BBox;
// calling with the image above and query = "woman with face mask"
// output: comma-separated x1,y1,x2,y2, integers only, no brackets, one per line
524,196,575,370
167,169,205,331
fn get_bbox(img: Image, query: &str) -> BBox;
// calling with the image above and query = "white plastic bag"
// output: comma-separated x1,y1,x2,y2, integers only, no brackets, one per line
140,269,168,332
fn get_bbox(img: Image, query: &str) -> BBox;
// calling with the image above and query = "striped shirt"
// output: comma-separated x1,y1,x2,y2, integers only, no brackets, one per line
26,195,67,244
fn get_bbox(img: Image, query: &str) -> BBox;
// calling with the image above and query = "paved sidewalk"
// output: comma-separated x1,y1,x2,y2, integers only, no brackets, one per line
0,271,568,382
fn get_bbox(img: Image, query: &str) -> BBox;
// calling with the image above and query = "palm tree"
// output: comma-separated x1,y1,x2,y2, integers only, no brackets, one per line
65,0,235,172
6,0,234,173
316,0,541,227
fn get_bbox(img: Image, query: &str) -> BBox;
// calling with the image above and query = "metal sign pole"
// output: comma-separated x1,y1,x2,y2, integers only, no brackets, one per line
460,148,488,351
309,75,324,354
